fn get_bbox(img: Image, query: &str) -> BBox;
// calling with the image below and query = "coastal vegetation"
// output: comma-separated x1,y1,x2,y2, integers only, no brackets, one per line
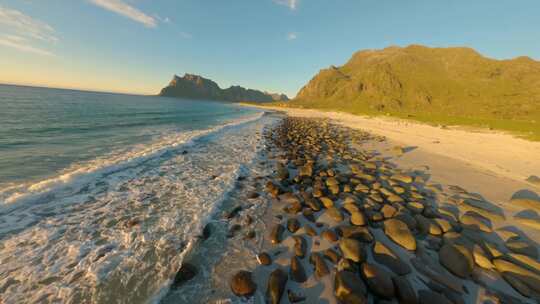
279,45,540,140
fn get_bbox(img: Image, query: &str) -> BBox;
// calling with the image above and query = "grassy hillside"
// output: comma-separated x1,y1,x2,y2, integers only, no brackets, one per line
284,45,540,140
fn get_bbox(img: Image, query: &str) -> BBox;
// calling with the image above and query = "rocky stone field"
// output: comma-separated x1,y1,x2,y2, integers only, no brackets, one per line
226,116,540,304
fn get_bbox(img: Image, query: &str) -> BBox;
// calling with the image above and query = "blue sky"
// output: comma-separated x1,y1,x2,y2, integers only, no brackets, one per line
0,0,539,97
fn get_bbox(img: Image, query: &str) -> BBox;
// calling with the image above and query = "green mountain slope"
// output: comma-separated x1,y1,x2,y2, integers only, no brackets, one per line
288,45,540,139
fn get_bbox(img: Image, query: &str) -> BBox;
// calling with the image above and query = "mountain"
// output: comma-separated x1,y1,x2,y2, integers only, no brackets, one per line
292,45,540,122
159,74,289,102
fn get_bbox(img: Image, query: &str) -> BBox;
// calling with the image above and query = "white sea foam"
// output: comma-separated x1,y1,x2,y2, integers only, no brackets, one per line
0,112,264,208
0,112,274,304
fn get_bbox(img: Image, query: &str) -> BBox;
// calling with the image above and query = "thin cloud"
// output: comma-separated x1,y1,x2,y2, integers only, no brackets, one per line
0,5,58,43
90,0,157,28
274,0,299,10
287,32,298,41
0,6,57,56
0,35,54,57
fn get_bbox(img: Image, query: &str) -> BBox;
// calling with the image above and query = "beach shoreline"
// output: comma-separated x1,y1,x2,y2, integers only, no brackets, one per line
168,111,539,303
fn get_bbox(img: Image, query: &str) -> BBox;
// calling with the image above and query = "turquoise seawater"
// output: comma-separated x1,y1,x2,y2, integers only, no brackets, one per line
0,84,272,303
0,84,257,188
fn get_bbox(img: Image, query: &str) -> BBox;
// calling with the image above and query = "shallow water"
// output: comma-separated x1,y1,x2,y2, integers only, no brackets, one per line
0,85,274,303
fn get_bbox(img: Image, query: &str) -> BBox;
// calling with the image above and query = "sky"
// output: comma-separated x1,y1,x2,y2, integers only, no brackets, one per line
0,0,539,97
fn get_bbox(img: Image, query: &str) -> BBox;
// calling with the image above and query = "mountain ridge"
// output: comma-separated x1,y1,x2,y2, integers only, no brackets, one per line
159,73,289,102
292,45,540,121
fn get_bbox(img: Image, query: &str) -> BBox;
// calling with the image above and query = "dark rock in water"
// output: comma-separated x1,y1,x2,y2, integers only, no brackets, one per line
393,276,418,304
287,218,301,233
287,289,306,303
244,230,256,239
181,150,188,155
172,263,198,288
267,268,288,304
334,270,367,304
360,263,395,299
230,270,257,297
372,241,411,275
418,290,452,304
247,191,260,199
257,252,272,266
439,243,474,278
290,256,307,282
224,206,242,219
277,163,289,180
270,224,285,244
293,236,307,258
310,252,330,279
227,224,242,238
202,223,212,240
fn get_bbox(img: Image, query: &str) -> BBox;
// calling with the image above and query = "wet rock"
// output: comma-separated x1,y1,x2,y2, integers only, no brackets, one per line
472,245,493,269
290,256,307,283
511,196,540,212
302,209,316,222
415,215,442,236
394,212,418,231
202,223,212,240
310,252,330,279
360,263,395,299
287,289,306,303
338,225,373,243
287,218,301,233
257,252,272,266
381,204,398,219
327,207,344,222
267,268,287,304
372,241,411,275
321,229,339,242
276,163,289,180
506,237,538,259
384,219,417,251
493,258,540,294
439,243,474,278
392,174,413,184
304,224,318,236
407,202,424,214
334,270,368,304
460,211,492,232
224,206,243,219
270,224,285,244
244,230,256,240
350,210,367,226
265,181,281,197
502,272,533,297
227,224,242,238
172,263,198,288
320,196,335,208
323,248,341,264
247,191,260,199
393,276,418,304
338,258,358,272
460,198,505,222
339,238,366,263
418,290,452,304
293,236,307,258
230,270,257,297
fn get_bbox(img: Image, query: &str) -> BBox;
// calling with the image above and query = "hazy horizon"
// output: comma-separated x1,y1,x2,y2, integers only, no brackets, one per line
1,0,540,97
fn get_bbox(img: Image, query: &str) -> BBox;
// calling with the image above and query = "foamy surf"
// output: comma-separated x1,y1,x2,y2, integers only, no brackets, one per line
0,112,264,208
0,111,276,304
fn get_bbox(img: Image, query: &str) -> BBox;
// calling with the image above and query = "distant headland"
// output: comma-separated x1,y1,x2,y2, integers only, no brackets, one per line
159,73,289,103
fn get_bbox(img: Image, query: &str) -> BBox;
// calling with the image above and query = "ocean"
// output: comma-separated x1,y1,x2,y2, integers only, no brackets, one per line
0,84,274,303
